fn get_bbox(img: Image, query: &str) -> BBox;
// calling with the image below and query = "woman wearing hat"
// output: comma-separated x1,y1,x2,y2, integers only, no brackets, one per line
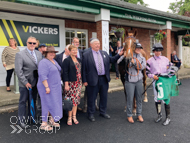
62,45,82,126
124,43,146,124
146,43,171,126
37,46,62,131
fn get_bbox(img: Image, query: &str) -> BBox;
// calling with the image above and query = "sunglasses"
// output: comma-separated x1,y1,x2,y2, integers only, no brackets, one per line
28,42,36,45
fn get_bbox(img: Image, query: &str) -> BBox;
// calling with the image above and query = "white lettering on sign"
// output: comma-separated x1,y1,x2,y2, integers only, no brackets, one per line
23,26,58,35
102,21,109,54
125,14,157,23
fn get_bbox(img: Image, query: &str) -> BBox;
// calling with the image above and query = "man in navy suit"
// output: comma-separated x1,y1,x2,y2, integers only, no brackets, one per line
82,38,123,122
113,40,123,79
55,44,70,67
72,37,83,60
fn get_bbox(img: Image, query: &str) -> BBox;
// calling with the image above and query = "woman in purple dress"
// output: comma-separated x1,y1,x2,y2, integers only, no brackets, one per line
37,46,62,131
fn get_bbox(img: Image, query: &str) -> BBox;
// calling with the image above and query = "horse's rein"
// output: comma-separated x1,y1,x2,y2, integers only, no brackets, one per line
126,57,142,76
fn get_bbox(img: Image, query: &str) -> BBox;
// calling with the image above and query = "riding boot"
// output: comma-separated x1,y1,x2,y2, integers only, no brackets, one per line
155,102,162,123
163,104,171,126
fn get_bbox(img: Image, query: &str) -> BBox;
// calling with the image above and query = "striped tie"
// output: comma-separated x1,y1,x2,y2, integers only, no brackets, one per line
97,52,102,74
31,51,37,64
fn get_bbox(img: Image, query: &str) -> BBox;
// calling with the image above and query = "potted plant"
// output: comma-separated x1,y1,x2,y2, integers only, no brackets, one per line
110,27,125,41
183,34,190,42
154,30,167,41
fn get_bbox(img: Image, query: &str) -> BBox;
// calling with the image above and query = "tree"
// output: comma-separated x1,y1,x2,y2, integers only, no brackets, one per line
122,0,149,7
169,0,190,15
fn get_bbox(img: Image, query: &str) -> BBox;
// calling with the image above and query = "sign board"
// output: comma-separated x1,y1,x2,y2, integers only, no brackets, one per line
0,19,59,47
102,21,109,54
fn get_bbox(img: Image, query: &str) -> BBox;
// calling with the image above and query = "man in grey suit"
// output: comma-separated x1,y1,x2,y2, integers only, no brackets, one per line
15,36,43,128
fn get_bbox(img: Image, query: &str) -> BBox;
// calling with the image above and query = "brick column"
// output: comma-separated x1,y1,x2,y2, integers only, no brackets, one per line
162,29,171,60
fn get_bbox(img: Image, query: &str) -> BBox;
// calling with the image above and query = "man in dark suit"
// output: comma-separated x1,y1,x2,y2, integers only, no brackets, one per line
113,40,123,79
72,37,83,60
15,36,43,128
171,50,181,69
55,44,70,67
82,38,123,122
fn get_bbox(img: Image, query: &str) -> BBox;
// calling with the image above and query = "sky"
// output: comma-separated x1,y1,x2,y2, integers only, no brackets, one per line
143,0,178,12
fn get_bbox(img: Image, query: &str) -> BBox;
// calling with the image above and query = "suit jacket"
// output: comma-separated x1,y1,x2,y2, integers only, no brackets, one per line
62,56,81,82
78,48,83,61
55,51,64,67
113,46,123,56
15,48,43,87
82,49,120,86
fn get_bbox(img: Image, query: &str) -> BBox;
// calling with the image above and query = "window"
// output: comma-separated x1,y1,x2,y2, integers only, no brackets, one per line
65,28,88,50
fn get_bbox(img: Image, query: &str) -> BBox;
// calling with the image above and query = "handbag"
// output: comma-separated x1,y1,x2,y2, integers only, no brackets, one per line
62,97,73,111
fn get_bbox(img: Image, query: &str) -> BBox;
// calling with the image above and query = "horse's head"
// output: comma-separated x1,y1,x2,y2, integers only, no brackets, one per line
124,29,137,59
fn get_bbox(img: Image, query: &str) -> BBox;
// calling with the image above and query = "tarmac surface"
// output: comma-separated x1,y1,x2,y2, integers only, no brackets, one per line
0,78,189,143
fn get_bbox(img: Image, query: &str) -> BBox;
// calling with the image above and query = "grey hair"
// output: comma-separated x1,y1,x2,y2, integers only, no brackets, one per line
65,44,71,50
173,50,176,54
90,38,100,44
27,36,37,42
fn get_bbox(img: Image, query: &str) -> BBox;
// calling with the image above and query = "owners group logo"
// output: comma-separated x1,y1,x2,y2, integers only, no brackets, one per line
0,19,59,47
10,116,61,134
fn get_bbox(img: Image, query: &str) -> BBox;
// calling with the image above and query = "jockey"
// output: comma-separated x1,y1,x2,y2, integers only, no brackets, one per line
146,43,171,126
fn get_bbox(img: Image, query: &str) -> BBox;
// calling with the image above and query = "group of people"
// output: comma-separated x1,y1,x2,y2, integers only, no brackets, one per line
1,36,179,131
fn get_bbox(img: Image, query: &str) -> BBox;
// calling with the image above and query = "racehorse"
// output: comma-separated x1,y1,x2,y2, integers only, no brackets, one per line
118,29,148,115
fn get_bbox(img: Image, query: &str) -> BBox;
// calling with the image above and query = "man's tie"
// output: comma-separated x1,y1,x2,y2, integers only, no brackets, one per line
97,52,102,74
31,51,37,64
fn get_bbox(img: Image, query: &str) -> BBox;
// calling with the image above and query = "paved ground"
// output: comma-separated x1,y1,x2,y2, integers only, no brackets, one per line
0,78,189,143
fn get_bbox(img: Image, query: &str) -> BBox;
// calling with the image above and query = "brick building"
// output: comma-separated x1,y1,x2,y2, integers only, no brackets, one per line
0,0,190,87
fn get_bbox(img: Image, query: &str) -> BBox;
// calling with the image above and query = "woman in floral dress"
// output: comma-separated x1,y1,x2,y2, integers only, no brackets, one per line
62,45,82,125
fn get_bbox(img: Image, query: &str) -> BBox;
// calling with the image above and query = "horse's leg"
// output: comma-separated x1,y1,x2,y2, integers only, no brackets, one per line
118,65,127,112
143,69,148,102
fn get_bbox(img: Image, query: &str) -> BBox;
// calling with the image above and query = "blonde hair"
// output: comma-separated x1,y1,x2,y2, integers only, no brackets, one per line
9,38,18,47
68,45,77,51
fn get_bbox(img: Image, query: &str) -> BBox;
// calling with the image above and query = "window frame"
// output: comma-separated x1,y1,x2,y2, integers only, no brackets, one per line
65,28,88,50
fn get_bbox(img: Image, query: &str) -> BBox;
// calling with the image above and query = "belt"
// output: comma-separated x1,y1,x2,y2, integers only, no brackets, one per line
98,75,106,77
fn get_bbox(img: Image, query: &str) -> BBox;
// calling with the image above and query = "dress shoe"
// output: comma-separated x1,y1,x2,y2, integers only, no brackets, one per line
19,123,30,129
162,118,170,126
7,90,11,92
137,116,144,123
88,115,95,122
155,113,162,123
99,113,110,119
127,116,134,124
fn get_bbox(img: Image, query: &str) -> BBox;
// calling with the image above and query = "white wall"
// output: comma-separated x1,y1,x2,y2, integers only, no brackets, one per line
0,12,65,86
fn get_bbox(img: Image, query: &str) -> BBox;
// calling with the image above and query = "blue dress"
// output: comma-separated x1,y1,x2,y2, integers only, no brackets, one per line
37,58,62,122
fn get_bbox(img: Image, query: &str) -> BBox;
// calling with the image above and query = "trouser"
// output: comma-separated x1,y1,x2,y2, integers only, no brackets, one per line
6,69,14,87
18,86,37,124
83,87,98,109
36,93,41,121
176,62,181,69
114,63,119,77
125,80,143,117
87,75,108,116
